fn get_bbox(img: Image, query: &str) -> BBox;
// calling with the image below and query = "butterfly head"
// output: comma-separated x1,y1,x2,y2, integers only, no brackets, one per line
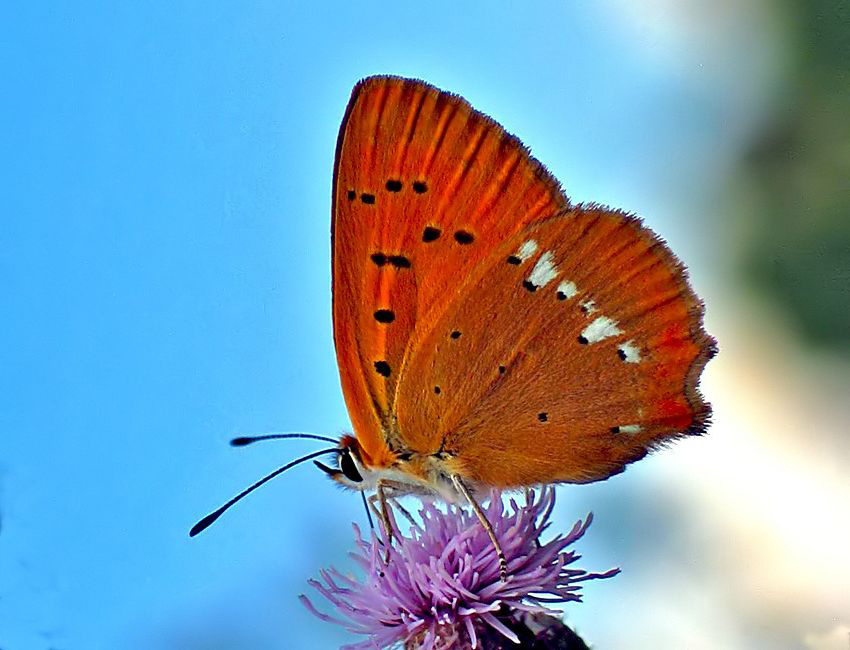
314,434,462,500
312,434,382,490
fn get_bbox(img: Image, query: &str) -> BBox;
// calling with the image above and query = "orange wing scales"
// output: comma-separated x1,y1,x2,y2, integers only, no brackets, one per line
395,207,715,486
332,76,567,464
390,86,427,172
420,97,460,176
433,120,489,221
332,76,714,482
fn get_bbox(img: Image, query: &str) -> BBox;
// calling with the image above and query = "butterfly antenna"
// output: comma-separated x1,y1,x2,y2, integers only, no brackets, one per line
189,447,339,537
361,491,375,531
230,432,339,446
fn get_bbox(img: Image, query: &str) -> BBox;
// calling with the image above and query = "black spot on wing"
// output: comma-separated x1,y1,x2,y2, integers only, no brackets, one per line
422,226,441,242
374,310,395,323
454,230,474,244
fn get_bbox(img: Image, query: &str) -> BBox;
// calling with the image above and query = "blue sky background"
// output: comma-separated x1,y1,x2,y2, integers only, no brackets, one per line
3,2,848,649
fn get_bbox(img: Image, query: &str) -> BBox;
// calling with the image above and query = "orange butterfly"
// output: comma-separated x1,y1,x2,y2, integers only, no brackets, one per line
194,76,716,579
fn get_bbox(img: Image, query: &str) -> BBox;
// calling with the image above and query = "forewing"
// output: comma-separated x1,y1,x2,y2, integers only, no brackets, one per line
332,76,568,462
395,206,716,486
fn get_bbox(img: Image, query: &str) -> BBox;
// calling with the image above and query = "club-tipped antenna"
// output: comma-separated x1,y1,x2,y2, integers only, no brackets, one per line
189,447,338,537
230,432,338,446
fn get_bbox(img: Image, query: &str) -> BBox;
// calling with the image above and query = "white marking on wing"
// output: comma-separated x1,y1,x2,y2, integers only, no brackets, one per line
618,340,641,363
581,315,623,343
515,239,538,262
580,300,598,315
556,280,578,299
618,424,642,435
527,251,558,288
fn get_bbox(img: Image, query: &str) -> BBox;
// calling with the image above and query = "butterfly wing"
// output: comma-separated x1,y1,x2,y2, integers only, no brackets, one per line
395,206,716,486
332,76,568,464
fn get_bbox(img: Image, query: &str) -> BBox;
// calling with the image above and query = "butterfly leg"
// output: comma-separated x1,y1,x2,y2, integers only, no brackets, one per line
451,474,507,582
523,488,542,549
375,479,396,563
388,496,418,529
366,493,384,527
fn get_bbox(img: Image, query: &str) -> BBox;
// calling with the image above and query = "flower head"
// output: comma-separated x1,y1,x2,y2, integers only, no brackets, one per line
301,487,618,649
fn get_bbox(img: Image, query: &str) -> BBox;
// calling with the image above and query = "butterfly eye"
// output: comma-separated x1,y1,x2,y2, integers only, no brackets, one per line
339,449,363,483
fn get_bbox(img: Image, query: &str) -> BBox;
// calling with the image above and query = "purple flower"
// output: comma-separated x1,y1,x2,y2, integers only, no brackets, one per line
300,487,619,649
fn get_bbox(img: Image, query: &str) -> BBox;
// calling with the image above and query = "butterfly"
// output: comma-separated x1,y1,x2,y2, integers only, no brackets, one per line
192,76,716,578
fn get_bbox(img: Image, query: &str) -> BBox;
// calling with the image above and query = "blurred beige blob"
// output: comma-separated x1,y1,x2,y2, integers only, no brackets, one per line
670,296,850,641
804,624,850,650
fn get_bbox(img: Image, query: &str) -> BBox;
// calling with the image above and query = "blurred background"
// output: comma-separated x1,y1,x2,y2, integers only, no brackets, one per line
1,1,848,648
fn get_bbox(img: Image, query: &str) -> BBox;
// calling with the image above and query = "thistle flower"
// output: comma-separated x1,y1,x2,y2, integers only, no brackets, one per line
301,487,618,649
